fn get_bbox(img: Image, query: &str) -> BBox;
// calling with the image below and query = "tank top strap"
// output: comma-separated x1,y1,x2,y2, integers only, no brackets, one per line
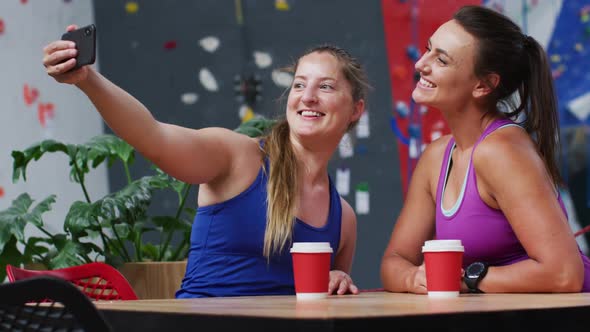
436,137,457,207
440,137,456,178
472,118,515,153
258,139,270,170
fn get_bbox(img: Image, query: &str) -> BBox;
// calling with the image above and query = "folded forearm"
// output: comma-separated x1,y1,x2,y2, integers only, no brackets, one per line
478,259,583,293
381,256,418,292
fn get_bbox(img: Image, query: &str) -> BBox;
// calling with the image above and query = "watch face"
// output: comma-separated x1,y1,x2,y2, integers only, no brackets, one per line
466,262,485,278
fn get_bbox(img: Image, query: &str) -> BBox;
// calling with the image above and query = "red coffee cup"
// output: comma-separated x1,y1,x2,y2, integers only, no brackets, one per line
422,239,464,298
290,242,333,300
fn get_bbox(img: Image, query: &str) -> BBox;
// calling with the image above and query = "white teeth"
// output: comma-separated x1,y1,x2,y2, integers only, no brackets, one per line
301,110,323,117
420,77,435,88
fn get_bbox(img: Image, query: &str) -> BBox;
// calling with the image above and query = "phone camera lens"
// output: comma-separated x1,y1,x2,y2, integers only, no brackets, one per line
84,28,91,36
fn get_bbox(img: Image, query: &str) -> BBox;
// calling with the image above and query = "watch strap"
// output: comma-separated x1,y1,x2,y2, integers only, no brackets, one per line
465,262,488,293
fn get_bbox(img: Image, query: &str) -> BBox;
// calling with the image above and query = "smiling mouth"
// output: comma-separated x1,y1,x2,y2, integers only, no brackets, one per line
419,77,437,88
298,110,325,117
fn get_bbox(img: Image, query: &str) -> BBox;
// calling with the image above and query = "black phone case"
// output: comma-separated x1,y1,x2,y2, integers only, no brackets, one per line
61,24,96,69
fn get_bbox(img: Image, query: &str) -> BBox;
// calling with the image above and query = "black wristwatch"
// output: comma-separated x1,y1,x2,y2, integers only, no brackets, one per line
464,262,488,293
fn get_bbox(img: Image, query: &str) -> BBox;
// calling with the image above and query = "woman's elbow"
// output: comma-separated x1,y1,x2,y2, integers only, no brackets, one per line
551,262,584,292
380,261,393,291
380,256,409,293
380,255,396,290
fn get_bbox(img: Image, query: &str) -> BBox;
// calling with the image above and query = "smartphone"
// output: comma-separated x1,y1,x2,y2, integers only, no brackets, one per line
61,24,96,70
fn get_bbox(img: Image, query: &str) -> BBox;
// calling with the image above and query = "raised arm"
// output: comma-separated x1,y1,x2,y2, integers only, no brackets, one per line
75,68,255,185
43,26,257,185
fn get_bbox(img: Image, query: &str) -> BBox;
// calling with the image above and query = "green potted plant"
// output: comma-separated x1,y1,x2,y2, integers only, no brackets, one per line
0,116,276,297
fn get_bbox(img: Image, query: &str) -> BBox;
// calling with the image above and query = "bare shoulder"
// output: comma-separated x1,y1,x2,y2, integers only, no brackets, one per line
339,197,357,240
197,128,263,202
338,196,357,249
473,125,537,170
340,196,356,226
199,127,261,159
200,126,260,146
472,125,547,197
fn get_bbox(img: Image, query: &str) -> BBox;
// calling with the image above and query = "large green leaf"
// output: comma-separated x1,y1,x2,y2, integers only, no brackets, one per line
151,166,189,202
0,194,58,280
95,178,152,221
0,193,55,251
84,229,102,240
47,240,87,269
147,172,175,191
112,223,131,240
141,243,160,261
85,134,135,165
11,135,135,186
70,135,136,184
69,145,89,183
40,139,70,154
25,195,57,228
22,236,51,261
234,117,277,137
64,201,100,235
0,194,30,250
11,140,69,182
151,216,188,233
0,237,25,282
64,174,171,259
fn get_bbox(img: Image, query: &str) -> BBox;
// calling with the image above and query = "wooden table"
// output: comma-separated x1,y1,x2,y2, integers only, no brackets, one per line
95,291,590,331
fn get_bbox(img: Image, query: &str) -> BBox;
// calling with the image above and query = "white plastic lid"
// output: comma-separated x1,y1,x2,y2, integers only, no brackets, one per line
422,239,464,252
290,242,333,253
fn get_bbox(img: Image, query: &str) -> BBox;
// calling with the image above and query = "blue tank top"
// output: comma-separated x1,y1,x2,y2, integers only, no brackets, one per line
435,118,590,291
175,159,343,298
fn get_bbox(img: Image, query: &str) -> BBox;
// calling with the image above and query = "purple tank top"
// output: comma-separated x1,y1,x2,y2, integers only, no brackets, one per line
435,119,590,291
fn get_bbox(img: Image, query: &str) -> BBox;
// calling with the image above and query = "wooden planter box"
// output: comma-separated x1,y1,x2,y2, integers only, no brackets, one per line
118,261,187,299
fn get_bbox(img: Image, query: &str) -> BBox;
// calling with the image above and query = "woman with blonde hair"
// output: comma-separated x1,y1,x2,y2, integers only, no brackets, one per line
43,31,368,297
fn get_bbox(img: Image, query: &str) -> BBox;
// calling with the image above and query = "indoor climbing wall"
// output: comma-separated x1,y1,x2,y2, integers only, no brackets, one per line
92,0,399,289
381,0,479,196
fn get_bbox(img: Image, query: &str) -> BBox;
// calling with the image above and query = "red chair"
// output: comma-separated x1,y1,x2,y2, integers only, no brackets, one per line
5,262,138,301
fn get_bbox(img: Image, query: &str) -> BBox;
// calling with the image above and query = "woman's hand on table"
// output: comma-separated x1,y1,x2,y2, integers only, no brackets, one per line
408,263,428,294
329,270,359,295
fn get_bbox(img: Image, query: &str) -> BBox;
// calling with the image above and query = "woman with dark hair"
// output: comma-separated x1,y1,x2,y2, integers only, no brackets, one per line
381,5,590,293
43,28,368,297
